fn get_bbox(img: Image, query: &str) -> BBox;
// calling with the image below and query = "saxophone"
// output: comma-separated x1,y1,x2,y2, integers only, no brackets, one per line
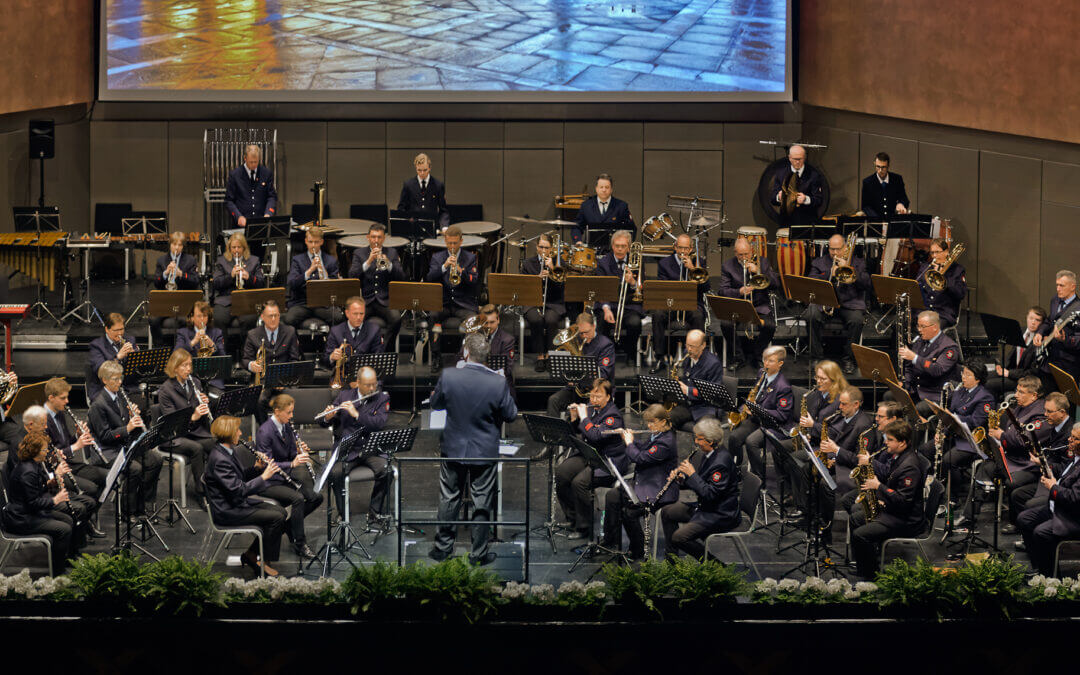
817,411,838,469
728,370,766,429
850,427,879,521
790,392,811,439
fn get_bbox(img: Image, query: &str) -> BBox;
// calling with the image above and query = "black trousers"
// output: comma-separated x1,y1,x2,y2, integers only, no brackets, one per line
524,305,566,355
598,307,642,354
555,455,614,533
966,462,1039,523
602,488,650,556
328,455,391,518
668,404,694,433
1011,482,1047,517
651,309,705,358
366,303,402,350
985,375,1018,402
149,316,180,349
433,460,498,559
726,419,761,473
219,501,288,562
719,315,777,364
1018,503,1064,575
8,511,74,572
259,480,321,547
284,304,334,327
71,461,109,497
806,306,863,360
430,307,475,357
660,501,718,559
168,436,214,498
212,302,258,333
98,450,164,514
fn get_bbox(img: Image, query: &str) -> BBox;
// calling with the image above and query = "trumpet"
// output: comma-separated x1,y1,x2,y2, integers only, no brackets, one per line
233,255,245,289
330,343,353,391
289,423,317,481
166,260,179,290
242,440,302,490
373,247,391,272
312,252,328,280
194,327,215,357
924,242,965,292
447,252,462,287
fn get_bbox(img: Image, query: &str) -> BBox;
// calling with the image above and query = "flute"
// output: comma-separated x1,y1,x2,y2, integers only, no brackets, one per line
313,389,381,420
600,429,655,435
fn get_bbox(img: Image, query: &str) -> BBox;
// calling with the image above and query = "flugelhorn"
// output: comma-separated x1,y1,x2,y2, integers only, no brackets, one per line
742,254,770,290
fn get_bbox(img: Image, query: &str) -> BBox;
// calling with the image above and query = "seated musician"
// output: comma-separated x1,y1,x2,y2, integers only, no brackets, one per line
545,312,615,420
457,304,515,391
158,349,217,501
917,238,967,329
660,416,741,559
595,230,644,356
285,226,340,328
324,296,384,372
847,419,927,579
860,152,910,218
782,359,849,511
806,233,871,375
174,301,227,390
2,433,85,573
1018,428,1080,575
0,372,19,457
727,345,793,479
899,310,961,415
572,173,634,250
522,234,566,373
347,223,405,349
322,366,391,525
424,225,479,373
212,232,265,332
1035,270,1080,390
224,144,277,227
718,237,779,371
149,231,200,347
838,401,903,513
989,306,1047,400
601,404,678,560
41,378,106,495
555,378,626,541
242,301,302,422
1010,393,1074,528
822,387,875,494
255,394,324,558
86,312,139,403
650,234,709,373
87,361,163,516
920,358,993,504
205,415,287,577
668,329,725,432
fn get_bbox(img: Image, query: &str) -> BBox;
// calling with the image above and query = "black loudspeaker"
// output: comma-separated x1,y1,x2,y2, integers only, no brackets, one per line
29,119,55,159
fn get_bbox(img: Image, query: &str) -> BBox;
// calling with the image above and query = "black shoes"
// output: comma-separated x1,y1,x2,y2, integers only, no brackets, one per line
1001,523,1019,535
532,446,553,461
649,358,667,375
565,530,589,541
294,543,316,559
469,551,497,566
429,354,443,373
427,547,451,562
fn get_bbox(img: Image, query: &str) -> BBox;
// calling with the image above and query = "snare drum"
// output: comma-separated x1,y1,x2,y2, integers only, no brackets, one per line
736,225,767,258
568,246,597,274
641,212,677,241
775,228,807,277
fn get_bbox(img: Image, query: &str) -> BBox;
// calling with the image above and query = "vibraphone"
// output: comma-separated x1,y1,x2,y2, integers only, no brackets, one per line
0,232,68,291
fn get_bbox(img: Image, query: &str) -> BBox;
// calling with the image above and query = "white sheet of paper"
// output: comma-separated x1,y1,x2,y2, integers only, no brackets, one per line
428,410,446,430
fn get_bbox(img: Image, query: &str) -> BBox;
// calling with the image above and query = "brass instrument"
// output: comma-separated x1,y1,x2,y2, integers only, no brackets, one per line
195,328,215,357
742,254,770,290
850,427,879,521
728,370,766,429
244,441,302,490
781,171,799,215
461,315,485,334
253,339,267,387
166,258,179,290
233,255,245,289
543,233,567,316
830,232,858,285
0,370,18,406
925,243,965,292
447,252,462,287
373,246,391,273
552,327,584,356
669,352,690,381
289,423,318,481
312,180,326,228
614,242,644,340
312,251,328,280
330,343,353,391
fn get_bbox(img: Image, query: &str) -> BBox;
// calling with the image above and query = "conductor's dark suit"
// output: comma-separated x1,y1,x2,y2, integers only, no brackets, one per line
572,196,634,248
224,165,278,224
397,175,449,230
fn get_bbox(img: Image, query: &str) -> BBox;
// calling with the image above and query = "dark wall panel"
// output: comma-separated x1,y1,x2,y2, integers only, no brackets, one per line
271,122,327,216
804,126,859,216
642,151,723,226
563,123,644,224
858,134,918,213
1042,161,1080,208
1040,203,1080,304
721,123,800,233
978,152,1041,319
504,149,563,270
327,122,386,149
327,148,387,219
916,142,979,302
445,149,504,224
643,123,724,151
90,121,169,212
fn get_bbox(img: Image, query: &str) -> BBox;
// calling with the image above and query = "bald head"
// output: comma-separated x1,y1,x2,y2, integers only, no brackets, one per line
676,234,692,248
686,329,706,359
788,145,806,161
828,234,844,248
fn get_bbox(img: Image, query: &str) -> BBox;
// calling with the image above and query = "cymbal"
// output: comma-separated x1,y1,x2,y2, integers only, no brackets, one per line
507,216,576,227
689,215,718,228
508,216,539,224
543,219,576,227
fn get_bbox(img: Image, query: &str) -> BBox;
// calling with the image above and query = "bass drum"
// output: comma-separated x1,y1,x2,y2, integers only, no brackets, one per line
775,228,807,277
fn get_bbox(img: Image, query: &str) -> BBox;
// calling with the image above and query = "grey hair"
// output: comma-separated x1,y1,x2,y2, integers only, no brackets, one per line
1057,270,1077,285
243,144,261,158
918,310,940,327
463,332,489,363
763,345,786,361
611,230,631,245
693,416,725,446
21,405,47,425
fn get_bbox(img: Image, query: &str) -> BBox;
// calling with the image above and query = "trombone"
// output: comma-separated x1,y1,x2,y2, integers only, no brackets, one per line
614,242,643,340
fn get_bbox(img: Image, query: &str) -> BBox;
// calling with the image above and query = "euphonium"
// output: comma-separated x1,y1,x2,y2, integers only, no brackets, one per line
728,370,766,428
830,232,858,285
925,242,965,292
552,327,584,356
461,314,485,335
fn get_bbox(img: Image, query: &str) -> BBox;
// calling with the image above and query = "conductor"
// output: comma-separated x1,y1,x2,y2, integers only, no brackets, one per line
397,153,449,231
224,144,278,227
428,332,518,565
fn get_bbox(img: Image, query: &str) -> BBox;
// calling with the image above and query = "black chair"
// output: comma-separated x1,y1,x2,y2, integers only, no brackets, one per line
0,469,55,576
291,203,330,225
349,204,388,224
447,204,483,224
281,387,336,456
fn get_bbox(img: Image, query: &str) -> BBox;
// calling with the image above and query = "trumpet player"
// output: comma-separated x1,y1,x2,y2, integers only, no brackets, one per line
667,329,725,431
158,350,216,501
174,301,226,389
325,297,384,370
243,301,302,423
425,225,479,373
916,238,967,328
86,312,140,403
522,234,566,373
899,310,961,413
348,223,405,349
545,312,616,420
322,366,391,524
596,230,643,355
719,237,778,371
806,233,871,375
255,394,324,558
212,233,265,332
150,231,200,346
650,234,709,374
285,226,340,328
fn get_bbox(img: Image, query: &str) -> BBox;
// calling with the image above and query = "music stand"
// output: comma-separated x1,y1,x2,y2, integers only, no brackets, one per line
926,399,985,544
147,406,198,533
5,380,47,417
146,290,203,349
884,216,933,241
487,354,508,375
121,215,168,319
981,313,1026,399
1050,365,1080,408
783,274,839,385
359,427,419,542
705,294,763,371
265,360,316,389
565,435,634,574
643,280,699,351
520,414,578,553
123,347,172,385
883,378,924,424
872,274,926,362
547,354,600,396
13,206,62,324
851,343,901,407
487,273,542,308
192,356,233,387
389,281,443,421
349,352,399,384
638,374,687,409
309,428,368,575
564,276,620,307
231,287,288,319
307,279,365,326
690,378,739,412
212,385,262,418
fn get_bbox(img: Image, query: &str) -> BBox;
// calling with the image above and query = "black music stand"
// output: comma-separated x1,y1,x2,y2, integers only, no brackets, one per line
981,313,1026,399
265,360,316,389
783,274,839,385
148,406,198,533
192,356,233,385
310,428,370,575
211,385,261,418
705,294,763,371
884,216,933,241
121,215,168,307
389,281,443,421
244,216,291,255
547,354,600,397
520,414,577,553
13,206,62,324
389,210,436,280
565,435,634,575
638,374,687,409
122,347,172,392
851,343,902,407
361,427,419,542
778,424,844,579
871,274,926,356
349,352,399,384
926,400,985,546
307,279,364,326
147,290,204,349
231,288,288,319
564,276,620,307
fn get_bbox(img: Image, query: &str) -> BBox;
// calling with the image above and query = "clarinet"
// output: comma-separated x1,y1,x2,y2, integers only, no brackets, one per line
239,440,302,490
46,444,83,496
289,423,318,481
189,377,214,423
63,408,108,465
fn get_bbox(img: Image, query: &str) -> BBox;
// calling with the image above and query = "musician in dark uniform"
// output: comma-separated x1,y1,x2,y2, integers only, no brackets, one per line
428,333,518,565
324,297,384,373
87,361,163,515
42,378,107,496
347,223,405,349
157,349,216,501
719,237,779,370
224,144,278,227
285,226,340,328
205,415,287,577
1035,270,1080,390
545,312,616,420
822,387,875,494
522,234,566,373
848,419,927,579
572,173,634,250
1009,393,1073,523
770,144,826,226
149,231,201,347
860,152,910,218
242,301,302,422
990,306,1048,400
728,345,794,479
668,329,726,431
806,233,872,375
86,312,139,403
595,230,643,355
1018,437,1080,574
556,378,626,541
0,372,20,458
650,234,709,373
212,233,265,332
918,359,993,498
174,301,227,391
660,416,741,559
457,304,517,398
839,401,904,514
425,225,480,372
601,404,678,559
322,367,391,524
900,310,961,414
916,238,967,328
254,394,324,558
397,152,449,231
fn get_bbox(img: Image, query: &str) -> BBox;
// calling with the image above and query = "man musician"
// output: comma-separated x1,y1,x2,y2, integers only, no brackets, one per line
324,297,384,374
522,233,566,373
41,378,107,498
86,312,139,403
224,144,277,227
545,312,616,420
916,238,967,328
150,231,200,347
347,223,405,348
989,306,1047,400
572,173,634,250
425,225,480,373
899,310,961,416
771,144,826,226
458,304,516,396
667,329,725,432
728,345,794,479
719,237,779,370
806,233,872,375
242,301,302,422
926,358,994,504
650,234,709,374
285,226,340,328
860,152,910,218
1009,392,1073,527
398,152,449,231
596,229,643,356
1017,421,1080,574
1035,269,1080,389
821,387,875,495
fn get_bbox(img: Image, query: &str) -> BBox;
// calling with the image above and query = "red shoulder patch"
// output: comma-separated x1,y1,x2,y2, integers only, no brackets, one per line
924,360,932,368
601,356,611,367
984,403,991,413
778,397,789,407
945,349,955,359
903,476,913,487
384,401,390,411
711,471,722,483
1034,420,1044,429
647,445,657,455
604,416,615,427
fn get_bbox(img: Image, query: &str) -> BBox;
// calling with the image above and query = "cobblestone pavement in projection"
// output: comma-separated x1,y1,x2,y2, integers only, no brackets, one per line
106,0,787,92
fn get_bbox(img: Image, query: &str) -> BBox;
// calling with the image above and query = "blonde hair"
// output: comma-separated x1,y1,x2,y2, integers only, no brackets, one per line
815,360,848,400
211,415,241,443
227,233,251,258
164,349,193,379
414,153,430,167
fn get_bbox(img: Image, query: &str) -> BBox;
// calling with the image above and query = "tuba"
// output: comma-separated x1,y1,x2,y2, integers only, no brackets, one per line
925,243,965,292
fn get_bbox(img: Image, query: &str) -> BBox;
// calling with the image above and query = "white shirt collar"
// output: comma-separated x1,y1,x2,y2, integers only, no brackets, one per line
271,418,284,436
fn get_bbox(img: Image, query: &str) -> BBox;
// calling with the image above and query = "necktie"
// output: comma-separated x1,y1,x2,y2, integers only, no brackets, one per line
600,201,608,215
250,170,256,182
269,331,276,345
421,180,427,191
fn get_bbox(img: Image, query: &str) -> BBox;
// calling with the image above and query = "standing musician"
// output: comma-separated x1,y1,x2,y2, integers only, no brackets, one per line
397,153,449,231
224,144,277,227
595,230,644,356
545,312,616,420
650,234,709,373
425,225,480,373
1035,270,1080,390
1009,393,1073,525
212,232,265,332
847,419,927,579
86,312,139,403
1018,423,1080,575
150,231,200,347
860,152,910,218
668,329,725,431
990,306,1048,400
719,237,779,371
899,310,961,415
285,226,340,328
916,238,967,328
522,233,566,373
324,296,384,371
347,223,405,348
770,144,826,226
87,361,164,515
572,173,634,250
254,394,324,558
921,358,993,502
428,333,518,565
601,404,678,560
806,233,872,375
42,378,107,496
205,415,287,577
158,349,216,502
660,417,741,559
821,387,875,494
322,367,391,524
555,378,626,541
243,301,302,422
728,345,793,479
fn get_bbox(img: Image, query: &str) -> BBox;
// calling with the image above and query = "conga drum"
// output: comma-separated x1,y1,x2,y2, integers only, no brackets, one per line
775,228,807,277
736,225,767,258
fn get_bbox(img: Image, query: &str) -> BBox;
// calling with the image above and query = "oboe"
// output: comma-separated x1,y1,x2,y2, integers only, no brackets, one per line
240,440,302,490
63,408,108,465
289,423,317,481
46,444,83,495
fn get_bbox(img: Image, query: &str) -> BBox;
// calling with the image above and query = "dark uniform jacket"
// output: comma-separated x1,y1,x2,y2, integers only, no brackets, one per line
577,400,627,480
174,326,225,358
657,253,710,309
917,261,967,326
808,255,871,311
521,254,565,309
831,411,876,469
320,388,390,462
681,350,725,421
204,444,269,523
426,249,479,312
625,430,678,505
770,164,826,225
683,447,740,530
87,390,135,462
595,252,643,317
572,196,633,245
874,448,927,531
287,251,340,308
1040,295,1080,376
430,362,517,462
242,325,302,369
1048,457,1080,538
255,418,303,485
212,254,265,308
903,332,961,402
998,399,1049,478
719,256,779,315
2,461,55,529
324,321,384,367
397,175,449,230
224,165,278,224
752,371,795,430
347,247,405,307
87,334,139,403
948,384,994,454
46,409,87,467
158,377,210,440
1003,328,1043,380
803,388,841,442
153,252,199,290
860,172,910,219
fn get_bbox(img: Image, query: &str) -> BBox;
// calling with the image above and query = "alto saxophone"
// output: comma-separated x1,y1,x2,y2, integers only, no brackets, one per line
817,411,838,469
728,370,766,429
790,392,811,439
850,427,879,521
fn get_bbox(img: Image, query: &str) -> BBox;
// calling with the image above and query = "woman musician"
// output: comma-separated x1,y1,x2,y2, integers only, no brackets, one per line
254,394,324,558
150,231,200,346
600,404,678,560
321,366,391,525
158,349,216,501
174,301,227,390
212,232,265,332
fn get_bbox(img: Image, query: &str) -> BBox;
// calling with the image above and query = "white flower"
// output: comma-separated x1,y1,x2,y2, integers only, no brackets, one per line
1028,574,1048,587
825,578,847,594
1045,585,1059,598
757,578,779,592
855,582,878,594
843,589,860,600
802,577,827,592
1047,577,1062,588
777,578,800,592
